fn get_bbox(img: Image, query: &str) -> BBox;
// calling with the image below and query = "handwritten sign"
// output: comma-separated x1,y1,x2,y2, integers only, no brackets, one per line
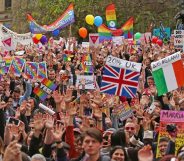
106,55,142,72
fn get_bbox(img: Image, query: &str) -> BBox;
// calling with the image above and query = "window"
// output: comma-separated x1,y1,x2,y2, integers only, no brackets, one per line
5,0,12,9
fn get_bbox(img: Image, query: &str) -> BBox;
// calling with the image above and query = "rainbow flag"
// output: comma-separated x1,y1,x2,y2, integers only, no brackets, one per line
25,62,38,79
80,54,94,73
42,78,57,91
121,17,134,39
27,3,75,34
0,60,6,75
37,62,47,81
9,57,25,76
0,57,13,74
106,4,117,29
98,17,134,42
34,78,57,101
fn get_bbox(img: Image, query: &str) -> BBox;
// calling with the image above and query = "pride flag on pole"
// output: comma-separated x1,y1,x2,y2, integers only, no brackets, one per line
151,52,184,96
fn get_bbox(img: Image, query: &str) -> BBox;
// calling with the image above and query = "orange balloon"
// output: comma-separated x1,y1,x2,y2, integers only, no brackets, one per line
79,27,88,38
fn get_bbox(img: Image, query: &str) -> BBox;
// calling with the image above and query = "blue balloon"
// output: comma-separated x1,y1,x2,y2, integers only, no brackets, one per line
94,16,103,27
52,29,60,36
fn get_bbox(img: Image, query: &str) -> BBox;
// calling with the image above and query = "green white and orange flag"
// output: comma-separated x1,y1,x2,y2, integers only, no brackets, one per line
151,52,184,96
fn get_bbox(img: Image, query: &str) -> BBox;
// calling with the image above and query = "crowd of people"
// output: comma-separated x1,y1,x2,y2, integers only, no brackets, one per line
0,32,184,161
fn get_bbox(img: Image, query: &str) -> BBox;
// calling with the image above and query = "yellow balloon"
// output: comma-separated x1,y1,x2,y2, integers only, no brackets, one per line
67,57,71,61
85,15,94,25
35,34,43,40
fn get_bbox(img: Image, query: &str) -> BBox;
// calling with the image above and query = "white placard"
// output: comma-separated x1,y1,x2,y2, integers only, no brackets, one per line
89,33,99,47
106,55,142,72
151,52,181,71
76,75,95,89
174,30,184,49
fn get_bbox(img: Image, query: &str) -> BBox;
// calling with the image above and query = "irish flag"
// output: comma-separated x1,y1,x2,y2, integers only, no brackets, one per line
151,52,184,96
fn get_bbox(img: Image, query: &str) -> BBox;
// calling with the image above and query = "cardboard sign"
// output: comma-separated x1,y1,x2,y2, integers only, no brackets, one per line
112,36,124,46
76,75,95,89
89,33,99,47
174,30,184,49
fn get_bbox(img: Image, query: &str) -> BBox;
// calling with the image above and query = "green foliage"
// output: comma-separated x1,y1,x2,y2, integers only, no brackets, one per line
12,0,180,37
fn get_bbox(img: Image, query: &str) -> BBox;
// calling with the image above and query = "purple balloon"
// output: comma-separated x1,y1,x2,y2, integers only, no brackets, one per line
40,35,48,45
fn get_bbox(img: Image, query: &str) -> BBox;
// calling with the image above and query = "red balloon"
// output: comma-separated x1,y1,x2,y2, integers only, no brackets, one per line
79,27,88,38
156,39,163,46
152,36,158,44
32,36,39,44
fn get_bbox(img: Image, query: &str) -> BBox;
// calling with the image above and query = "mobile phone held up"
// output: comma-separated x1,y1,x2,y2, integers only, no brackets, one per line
7,117,20,126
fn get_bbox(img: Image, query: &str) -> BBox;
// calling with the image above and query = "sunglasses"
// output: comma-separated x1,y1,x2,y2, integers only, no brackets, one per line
125,127,135,131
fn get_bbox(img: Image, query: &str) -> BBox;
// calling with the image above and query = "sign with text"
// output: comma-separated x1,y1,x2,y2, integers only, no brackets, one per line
174,30,184,50
156,110,184,158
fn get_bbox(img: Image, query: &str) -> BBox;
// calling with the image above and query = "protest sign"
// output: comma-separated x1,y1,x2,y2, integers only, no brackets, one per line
157,110,184,158
112,36,124,46
89,33,99,47
174,30,184,50
76,75,95,89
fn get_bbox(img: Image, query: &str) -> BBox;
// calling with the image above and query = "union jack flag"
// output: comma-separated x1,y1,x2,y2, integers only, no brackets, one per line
100,64,140,98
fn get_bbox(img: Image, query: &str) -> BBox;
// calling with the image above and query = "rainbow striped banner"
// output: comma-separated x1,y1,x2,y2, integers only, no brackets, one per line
106,4,117,29
37,62,47,81
80,54,94,73
0,60,6,75
25,62,38,79
98,17,134,42
9,57,25,76
34,78,57,101
27,3,75,34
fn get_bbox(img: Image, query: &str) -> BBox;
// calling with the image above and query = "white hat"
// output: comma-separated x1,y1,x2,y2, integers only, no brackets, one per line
143,130,153,139
59,70,66,75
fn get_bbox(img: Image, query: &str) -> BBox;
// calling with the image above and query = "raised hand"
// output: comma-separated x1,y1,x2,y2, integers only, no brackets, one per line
52,124,65,142
3,140,22,161
52,90,64,104
44,114,54,129
33,113,44,131
64,89,74,103
138,145,153,161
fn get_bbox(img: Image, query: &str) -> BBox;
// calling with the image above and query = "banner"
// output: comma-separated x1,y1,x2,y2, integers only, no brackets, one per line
76,75,95,89
0,25,33,45
157,110,184,157
106,4,117,29
151,52,184,96
98,17,134,43
27,3,75,34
